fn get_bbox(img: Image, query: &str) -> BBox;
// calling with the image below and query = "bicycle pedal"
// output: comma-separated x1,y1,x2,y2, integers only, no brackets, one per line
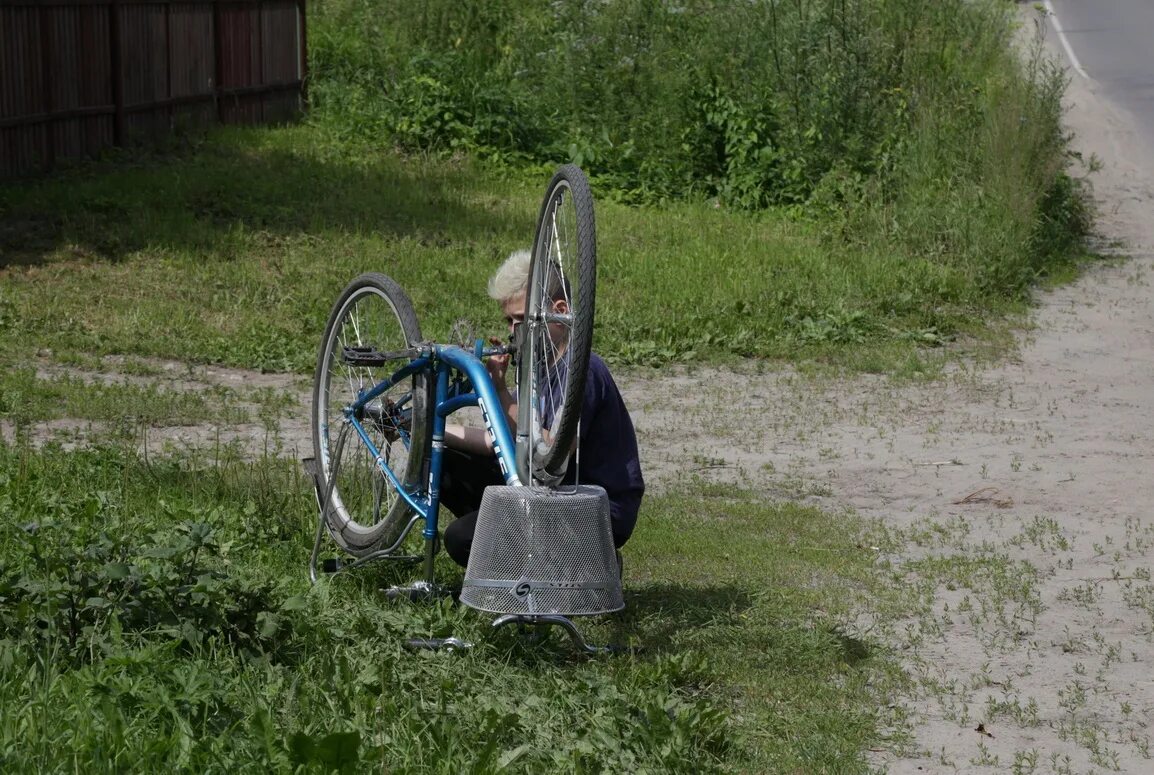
382,583,451,602
321,558,342,573
404,637,473,651
383,586,417,602
340,345,387,367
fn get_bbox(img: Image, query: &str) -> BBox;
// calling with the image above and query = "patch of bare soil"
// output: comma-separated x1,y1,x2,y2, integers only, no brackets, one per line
2,355,312,456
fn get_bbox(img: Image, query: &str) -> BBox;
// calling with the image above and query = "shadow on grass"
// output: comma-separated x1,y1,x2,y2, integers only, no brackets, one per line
828,628,872,667
612,582,756,653
608,584,875,666
0,127,526,269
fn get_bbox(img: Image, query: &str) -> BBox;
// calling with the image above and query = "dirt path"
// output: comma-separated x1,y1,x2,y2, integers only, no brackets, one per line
623,16,1154,772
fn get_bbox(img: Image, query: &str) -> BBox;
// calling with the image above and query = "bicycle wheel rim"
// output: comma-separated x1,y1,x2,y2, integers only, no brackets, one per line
311,274,429,556
518,165,597,486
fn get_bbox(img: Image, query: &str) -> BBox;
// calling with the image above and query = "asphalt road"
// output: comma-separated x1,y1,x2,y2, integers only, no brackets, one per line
1046,0,1154,157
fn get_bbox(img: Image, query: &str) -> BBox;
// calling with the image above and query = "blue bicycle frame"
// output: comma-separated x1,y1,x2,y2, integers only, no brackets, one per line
327,341,524,585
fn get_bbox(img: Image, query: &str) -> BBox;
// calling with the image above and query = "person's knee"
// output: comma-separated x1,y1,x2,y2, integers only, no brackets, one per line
610,508,637,549
443,511,476,567
439,451,503,519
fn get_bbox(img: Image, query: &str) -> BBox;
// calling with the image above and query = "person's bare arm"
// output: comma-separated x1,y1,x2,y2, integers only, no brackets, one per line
442,339,518,455
486,338,518,436
443,423,494,455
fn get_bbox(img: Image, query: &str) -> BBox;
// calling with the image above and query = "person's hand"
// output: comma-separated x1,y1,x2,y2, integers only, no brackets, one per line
485,336,510,390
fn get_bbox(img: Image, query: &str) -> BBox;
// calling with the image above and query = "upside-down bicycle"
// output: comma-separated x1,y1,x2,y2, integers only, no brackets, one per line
304,165,620,652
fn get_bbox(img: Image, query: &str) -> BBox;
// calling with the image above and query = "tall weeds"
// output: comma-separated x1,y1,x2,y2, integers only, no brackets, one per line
309,0,1088,298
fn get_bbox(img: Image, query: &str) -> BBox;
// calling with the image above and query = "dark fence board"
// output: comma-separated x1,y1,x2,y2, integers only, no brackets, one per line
260,0,298,122
1,0,304,177
169,3,211,98
217,2,258,123
2,7,46,119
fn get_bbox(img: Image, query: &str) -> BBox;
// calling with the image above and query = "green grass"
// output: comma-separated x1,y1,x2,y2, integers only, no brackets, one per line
0,98,1091,769
0,438,905,772
1,124,1052,378
0,366,256,427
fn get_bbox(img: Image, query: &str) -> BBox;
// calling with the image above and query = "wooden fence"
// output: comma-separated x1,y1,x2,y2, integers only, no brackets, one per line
0,0,306,178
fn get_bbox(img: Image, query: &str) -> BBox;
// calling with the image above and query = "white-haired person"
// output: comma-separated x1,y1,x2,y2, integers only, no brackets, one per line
440,249,645,568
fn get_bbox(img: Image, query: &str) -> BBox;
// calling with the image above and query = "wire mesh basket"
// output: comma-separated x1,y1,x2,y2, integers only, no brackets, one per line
460,485,624,616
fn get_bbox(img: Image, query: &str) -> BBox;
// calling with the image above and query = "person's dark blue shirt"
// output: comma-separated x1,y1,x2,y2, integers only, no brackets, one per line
543,353,645,545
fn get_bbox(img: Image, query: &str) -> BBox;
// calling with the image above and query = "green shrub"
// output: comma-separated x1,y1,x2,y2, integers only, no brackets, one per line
310,0,901,205
309,0,1089,301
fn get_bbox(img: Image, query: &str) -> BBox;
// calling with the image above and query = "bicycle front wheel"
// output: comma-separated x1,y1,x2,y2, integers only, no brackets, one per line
517,165,597,487
311,273,431,556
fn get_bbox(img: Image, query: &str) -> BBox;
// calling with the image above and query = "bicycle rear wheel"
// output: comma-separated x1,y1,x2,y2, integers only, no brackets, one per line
517,165,597,487
311,273,431,556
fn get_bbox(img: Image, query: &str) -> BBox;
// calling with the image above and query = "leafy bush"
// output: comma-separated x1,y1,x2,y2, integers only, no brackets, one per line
0,519,298,663
310,0,1090,302
310,0,900,205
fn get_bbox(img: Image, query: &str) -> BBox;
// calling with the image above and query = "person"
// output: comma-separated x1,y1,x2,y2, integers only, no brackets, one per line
440,249,645,567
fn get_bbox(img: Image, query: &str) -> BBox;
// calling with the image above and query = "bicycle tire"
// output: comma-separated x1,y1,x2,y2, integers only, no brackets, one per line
311,273,432,556
516,165,597,486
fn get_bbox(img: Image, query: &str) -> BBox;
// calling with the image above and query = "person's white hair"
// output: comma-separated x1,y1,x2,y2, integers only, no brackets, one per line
487,249,532,303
